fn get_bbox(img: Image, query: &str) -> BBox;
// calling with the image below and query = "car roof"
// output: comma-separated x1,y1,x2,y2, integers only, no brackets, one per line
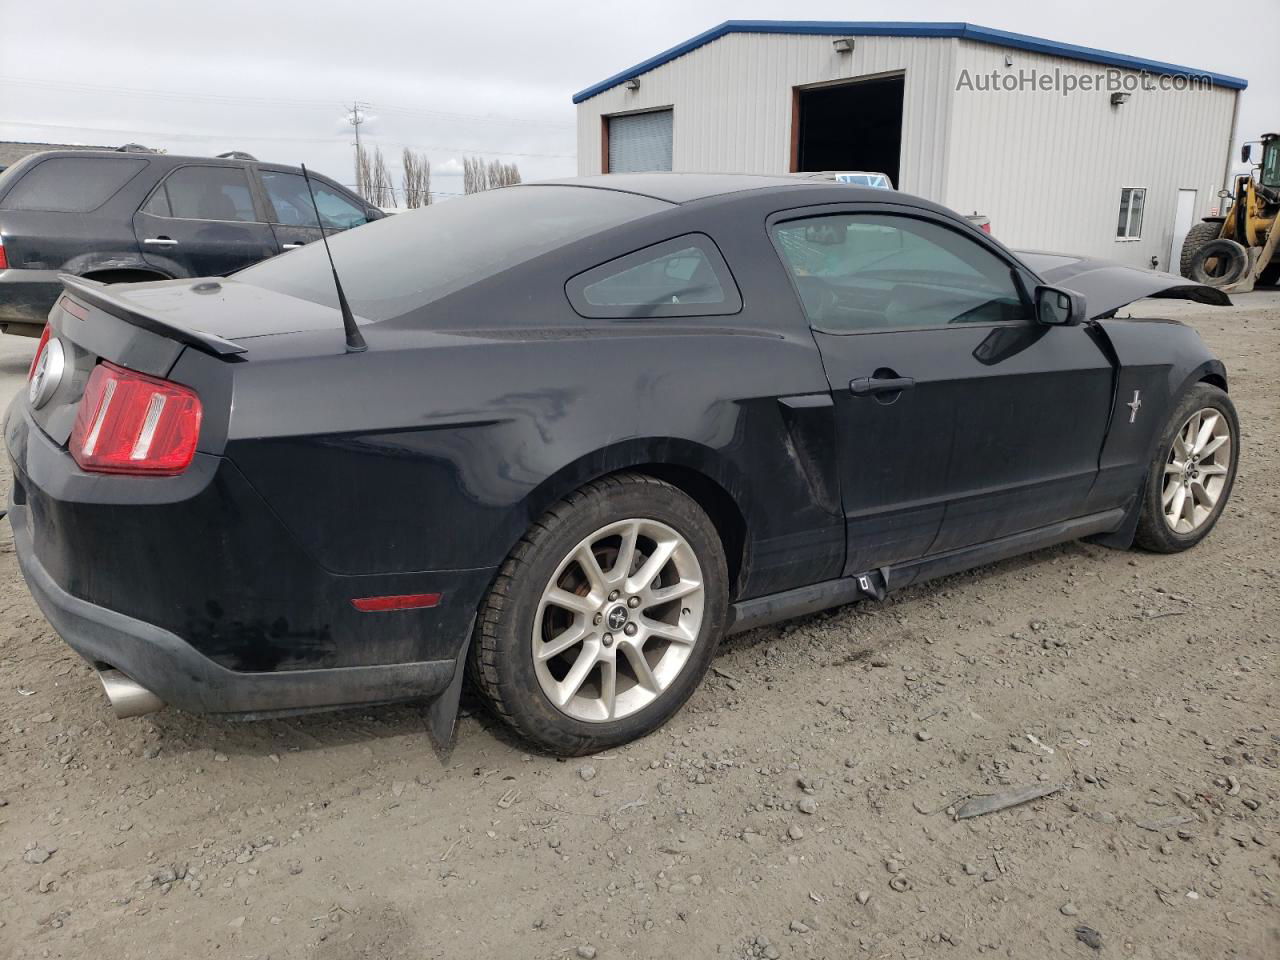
14,150,258,166
532,172,882,204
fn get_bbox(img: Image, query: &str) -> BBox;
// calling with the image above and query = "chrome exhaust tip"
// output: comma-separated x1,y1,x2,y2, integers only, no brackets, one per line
98,668,164,719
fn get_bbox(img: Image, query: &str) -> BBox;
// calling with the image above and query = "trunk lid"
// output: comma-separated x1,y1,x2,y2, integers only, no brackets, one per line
59,274,365,348
1016,252,1231,319
25,275,362,449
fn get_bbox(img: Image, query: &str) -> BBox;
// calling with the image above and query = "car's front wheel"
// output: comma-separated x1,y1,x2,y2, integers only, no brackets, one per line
469,473,728,755
1135,383,1239,553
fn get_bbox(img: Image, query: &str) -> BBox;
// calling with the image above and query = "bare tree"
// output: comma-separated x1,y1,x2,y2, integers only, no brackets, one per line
362,148,396,208
463,156,522,194
355,146,396,207
401,148,432,208
355,145,372,201
486,159,522,188
462,156,483,194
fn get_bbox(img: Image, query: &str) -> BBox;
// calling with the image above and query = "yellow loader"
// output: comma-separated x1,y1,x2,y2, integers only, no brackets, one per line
1180,132,1280,292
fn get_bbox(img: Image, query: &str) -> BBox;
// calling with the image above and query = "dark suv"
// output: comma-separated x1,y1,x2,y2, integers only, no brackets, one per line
0,151,382,335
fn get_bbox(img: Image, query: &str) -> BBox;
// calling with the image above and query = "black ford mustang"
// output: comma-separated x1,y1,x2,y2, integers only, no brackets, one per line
6,174,1239,755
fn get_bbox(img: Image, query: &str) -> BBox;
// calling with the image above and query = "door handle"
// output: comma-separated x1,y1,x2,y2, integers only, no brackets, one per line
281,242,305,249
143,236,178,245
850,375,915,396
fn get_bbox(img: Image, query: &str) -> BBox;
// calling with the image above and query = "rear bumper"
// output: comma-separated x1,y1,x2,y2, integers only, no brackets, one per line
10,498,455,714
0,268,60,334
5,394,493,716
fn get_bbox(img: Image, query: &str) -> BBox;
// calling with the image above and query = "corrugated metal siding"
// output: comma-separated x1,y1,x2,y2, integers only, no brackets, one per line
944,40,1237,268
576,32,1237,270
576,33,955,198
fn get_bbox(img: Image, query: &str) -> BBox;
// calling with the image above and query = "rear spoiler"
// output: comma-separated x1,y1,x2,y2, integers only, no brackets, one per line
58,274,248,358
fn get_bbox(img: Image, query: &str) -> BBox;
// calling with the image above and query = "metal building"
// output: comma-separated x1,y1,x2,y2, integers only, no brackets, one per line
573,22,1247,271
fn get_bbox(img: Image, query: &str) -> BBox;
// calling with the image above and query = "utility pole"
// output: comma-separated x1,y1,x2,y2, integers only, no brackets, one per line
346,101,370,200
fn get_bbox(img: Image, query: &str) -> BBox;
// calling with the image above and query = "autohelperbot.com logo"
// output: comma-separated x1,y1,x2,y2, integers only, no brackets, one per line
956,67,1214,97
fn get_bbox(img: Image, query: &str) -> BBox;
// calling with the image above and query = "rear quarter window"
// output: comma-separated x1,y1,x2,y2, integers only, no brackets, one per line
0,156,149,213
236,185,671,321
566,234,742,319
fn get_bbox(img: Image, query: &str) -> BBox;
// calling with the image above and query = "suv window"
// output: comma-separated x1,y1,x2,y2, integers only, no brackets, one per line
772,213,1029,333
1,156,148,213
261,171,367,229
566,235,741,319
144,166,258,222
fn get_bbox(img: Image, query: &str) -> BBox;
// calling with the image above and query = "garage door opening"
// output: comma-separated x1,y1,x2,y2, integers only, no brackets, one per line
792,75,904,185
606,109,674,173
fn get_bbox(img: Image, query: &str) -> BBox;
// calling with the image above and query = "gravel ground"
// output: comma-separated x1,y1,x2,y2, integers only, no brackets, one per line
0,293,1277,960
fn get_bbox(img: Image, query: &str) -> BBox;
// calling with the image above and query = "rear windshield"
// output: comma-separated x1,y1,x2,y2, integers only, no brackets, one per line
1,156,149,213
236,185,670,320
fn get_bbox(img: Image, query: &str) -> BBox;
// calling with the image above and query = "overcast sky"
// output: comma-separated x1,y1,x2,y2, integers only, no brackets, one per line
2,0,1275,200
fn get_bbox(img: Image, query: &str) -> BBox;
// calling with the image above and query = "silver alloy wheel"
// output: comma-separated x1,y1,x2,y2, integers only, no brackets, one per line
532,518,705,723
1162,407,1231,534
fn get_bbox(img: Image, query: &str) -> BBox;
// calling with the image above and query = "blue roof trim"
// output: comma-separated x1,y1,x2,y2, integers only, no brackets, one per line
571,20,1248,103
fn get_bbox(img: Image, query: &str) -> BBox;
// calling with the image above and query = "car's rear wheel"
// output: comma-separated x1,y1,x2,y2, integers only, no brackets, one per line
469,473,728,755
1135,383,1239,553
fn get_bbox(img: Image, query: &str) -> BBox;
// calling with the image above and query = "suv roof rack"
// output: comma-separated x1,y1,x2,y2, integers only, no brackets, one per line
216,151,258,161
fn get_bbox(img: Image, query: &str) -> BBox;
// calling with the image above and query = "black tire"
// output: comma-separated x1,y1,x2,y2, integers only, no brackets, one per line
468,472,728,756
1178,221,1222,279
1188,238,1249,286
1134,383,1239,553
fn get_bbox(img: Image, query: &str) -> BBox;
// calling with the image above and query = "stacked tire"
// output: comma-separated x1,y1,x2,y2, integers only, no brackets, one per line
1180,221,1248,287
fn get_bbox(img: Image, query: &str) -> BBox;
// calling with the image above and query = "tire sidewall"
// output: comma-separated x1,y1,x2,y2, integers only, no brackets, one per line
1138,384,1239,552
1190,240,1248,286
488,480,728,753
1178,222,1222,279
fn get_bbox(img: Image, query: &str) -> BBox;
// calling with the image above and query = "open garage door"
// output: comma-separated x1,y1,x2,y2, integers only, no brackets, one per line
607,110,673,173
793,75,904,186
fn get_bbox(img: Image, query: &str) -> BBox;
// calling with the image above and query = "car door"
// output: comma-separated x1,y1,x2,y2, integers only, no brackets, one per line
258,168,370,253
133,164,278,277
770,206,1113,576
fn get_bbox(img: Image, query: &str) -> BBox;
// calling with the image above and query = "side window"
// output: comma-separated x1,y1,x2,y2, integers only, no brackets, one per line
566,234,742,319
1,157,148,213
261,171,368,230
771,213,1030,333
148,166,258,222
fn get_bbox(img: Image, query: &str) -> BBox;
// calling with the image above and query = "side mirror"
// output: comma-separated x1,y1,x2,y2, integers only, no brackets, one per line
1241,144,1252,164
1035,285,1087,326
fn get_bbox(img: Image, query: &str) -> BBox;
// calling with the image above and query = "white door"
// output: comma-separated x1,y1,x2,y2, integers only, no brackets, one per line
1169,189,1197,272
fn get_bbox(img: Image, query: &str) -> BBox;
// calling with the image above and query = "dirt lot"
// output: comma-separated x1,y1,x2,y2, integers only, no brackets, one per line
0,294,1277,960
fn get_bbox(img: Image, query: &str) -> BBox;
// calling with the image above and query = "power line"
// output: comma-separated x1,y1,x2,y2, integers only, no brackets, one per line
5,119,576,159
0,76,576,129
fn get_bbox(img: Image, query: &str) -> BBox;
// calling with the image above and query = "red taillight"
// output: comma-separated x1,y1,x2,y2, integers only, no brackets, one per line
28,324,52,381
351,593,442,612
0,240,8,270
980,222,992,234
69,362,202,476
